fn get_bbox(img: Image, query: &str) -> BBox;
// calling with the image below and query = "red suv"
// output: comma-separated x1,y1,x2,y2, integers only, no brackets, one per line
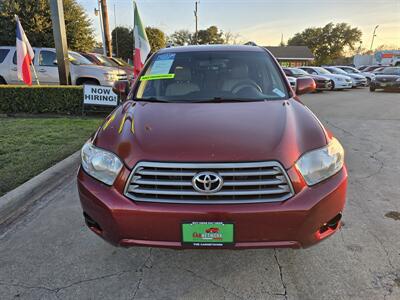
78,45,347,249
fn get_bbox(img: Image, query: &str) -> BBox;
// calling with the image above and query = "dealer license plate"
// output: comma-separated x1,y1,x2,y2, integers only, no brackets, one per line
182,222,234,246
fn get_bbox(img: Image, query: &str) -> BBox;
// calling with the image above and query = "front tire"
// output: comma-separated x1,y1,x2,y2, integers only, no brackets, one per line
369,85,375,92
330,80,335,91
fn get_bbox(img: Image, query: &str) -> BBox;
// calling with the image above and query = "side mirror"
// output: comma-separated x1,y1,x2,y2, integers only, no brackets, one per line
296,77,316,95
112,80,130,102
53,59,58,65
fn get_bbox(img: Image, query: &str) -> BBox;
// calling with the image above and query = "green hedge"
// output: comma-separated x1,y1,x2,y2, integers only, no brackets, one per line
0,85,83,115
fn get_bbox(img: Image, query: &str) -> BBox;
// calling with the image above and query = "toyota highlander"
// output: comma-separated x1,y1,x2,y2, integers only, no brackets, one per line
78,45,347,249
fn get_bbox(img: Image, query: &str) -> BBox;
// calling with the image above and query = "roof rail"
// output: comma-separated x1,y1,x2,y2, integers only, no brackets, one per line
244,41,258,46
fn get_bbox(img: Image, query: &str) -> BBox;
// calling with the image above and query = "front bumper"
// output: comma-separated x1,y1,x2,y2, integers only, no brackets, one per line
373,81,400,90
315,81,332,90
78,166,347,249
334,81,353,89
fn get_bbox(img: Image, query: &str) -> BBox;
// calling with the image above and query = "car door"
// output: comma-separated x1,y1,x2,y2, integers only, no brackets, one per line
37,49,60,84
9,49,37,84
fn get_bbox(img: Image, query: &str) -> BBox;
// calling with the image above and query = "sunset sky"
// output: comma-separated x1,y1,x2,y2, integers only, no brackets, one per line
78,0,400,49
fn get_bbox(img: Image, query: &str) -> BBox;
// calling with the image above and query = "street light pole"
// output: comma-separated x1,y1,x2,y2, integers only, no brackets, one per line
49,0,70,85
100,0,113,57
194,1,199,44
370,25,379,51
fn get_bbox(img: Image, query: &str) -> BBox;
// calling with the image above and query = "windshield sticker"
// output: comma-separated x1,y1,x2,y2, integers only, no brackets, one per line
140,74,175,81
150,53,176,75
272,88,285,97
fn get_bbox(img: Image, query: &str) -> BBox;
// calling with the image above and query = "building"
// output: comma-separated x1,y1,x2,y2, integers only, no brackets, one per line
264,46,314,67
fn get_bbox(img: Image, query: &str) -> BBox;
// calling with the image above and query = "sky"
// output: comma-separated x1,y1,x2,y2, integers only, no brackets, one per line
78,0,400,49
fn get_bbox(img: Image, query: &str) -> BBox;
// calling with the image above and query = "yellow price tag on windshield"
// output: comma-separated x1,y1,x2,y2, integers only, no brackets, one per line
140,74,175,81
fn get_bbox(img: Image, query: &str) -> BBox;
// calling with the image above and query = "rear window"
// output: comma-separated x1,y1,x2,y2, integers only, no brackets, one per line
135,50,289,102
0,49,10,63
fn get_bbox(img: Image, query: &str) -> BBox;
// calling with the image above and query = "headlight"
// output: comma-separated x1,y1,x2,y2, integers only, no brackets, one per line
81,141,123,185
104,72,118,81
295,137,344,186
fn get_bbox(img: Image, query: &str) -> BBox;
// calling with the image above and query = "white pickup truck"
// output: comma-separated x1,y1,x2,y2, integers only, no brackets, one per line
0,46,127,86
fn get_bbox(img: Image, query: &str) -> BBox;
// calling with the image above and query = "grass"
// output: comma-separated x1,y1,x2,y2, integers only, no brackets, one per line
0,117,102,197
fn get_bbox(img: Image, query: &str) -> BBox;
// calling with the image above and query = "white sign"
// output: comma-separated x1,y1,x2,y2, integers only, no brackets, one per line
83,85,118,106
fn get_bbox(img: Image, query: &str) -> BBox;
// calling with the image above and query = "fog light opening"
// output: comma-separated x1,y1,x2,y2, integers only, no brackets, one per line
83,212,103,235
316,213,342,240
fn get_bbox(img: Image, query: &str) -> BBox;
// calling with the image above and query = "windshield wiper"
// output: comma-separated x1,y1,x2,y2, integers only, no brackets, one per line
134,97,169,103
193,97,267,103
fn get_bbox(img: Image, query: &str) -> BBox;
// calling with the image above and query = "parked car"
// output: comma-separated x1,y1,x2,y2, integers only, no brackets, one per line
0,46,127,86
323,66,367,87
80,52,134,81
356,65,369,71
370,67,400,92
335,65,375,86
363,65,389,73
372,67,387,74
299,66,352,90
283,67,332,91
78,45,347,249
286,76,297,89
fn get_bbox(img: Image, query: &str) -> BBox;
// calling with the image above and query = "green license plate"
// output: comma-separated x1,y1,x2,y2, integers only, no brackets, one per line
182,222,234,246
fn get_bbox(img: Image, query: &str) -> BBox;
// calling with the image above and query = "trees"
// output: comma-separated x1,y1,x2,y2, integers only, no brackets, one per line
170,29,193,46
288,22,362,65
145,27,166,52
196,26,225,45
112,26,133,60
0,0,95,52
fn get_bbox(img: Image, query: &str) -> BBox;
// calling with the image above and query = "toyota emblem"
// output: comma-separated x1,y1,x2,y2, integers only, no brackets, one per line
192,172,224,193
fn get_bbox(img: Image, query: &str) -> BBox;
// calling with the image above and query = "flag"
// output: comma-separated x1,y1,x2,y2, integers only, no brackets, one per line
15,15,34,85
133,2,151,76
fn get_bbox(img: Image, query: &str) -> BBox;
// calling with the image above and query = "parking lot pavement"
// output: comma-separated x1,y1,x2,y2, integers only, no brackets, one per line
0,88,399,300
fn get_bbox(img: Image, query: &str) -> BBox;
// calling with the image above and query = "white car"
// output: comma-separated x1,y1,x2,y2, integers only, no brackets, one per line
299,66,352,90
323,66,367,88
286,76,297,89
0,46,127,86
335,65,375,85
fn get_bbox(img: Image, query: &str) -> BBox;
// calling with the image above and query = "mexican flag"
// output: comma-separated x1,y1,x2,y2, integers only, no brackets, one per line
133,1,150,76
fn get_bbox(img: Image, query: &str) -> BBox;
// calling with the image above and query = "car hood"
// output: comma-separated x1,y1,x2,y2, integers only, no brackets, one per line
347,73,365,79
310,74,330,81
323,74,350,80
94,99,328,169
375,75,400,81
73,64,123,75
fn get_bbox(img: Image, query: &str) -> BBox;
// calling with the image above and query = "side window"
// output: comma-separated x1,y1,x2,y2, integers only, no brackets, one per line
283,69,291,76
0,49,10,63
13,50,36,65
39,50,57,66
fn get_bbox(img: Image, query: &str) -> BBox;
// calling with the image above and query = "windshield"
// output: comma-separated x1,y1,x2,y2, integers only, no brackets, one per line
290,68,309,75
113,58,130,67
326,67,348,75
382,67,400,75
92,55,117,67
134,50,289,102
68,52,93,65
341,67,359,74
314,67,331,75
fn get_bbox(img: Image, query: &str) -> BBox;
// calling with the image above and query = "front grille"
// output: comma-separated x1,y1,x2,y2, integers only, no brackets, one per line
124,161,294,204
117,73,127,80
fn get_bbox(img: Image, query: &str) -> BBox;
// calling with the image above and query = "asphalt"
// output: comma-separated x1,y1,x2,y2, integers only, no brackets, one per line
0,88,399,300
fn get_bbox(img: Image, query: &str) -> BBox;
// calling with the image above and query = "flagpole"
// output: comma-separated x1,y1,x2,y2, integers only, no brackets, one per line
31,64,40,85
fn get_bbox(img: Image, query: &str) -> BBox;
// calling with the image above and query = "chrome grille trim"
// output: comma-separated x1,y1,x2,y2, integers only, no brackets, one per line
124,161,294,204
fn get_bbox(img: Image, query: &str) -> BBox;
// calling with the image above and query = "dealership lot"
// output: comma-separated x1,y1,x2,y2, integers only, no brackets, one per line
0,88,399,299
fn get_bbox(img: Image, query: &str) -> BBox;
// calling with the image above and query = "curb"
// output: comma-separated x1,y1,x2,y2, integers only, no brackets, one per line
0,151,81,225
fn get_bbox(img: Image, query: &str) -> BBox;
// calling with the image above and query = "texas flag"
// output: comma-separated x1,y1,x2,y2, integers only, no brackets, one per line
133,2,150,77
15,15,34,85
